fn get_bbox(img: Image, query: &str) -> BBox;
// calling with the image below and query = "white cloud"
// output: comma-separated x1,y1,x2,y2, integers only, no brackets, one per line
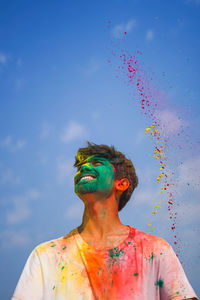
0,52,8,64
61,121,88,143
146,29,154,41
0,136,26,151
1,136,12,147
112,19,136,38
0,230,31,248
65,202,84,220
57,158,75,186
7,205,31,225
0,169,21,185
6,189,40,225
40,122,52,139
177,156,200,191
16,139,26,149
156,110,183,135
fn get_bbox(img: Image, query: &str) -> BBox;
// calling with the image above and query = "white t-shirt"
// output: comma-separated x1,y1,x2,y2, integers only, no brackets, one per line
12,226,198,300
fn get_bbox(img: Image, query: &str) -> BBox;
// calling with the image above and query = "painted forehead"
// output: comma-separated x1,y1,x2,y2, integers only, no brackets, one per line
76,154,111,165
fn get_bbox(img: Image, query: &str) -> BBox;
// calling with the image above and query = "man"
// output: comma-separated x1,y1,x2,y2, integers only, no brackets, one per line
12,142,198,300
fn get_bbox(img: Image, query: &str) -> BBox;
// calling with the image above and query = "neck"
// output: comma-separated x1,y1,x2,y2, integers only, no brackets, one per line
78,192,126,239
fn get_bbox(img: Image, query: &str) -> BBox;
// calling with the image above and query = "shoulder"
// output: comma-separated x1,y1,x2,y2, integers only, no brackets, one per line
133,227,169,245
34,228,78,256
132,227,172,255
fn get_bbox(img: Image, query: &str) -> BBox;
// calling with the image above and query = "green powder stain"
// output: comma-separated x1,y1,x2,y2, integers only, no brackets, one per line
109,249,114,259
130,235,133,238
149,252,155,260
176,291,180,295
108,247,125,267
160,252,163,255
156,279,164,288
63,246,67,250
100,207,107,220
61,266,65,270
109,247,124,259
53,285,55,290
51,244,56,247
128,241,132,244
133,272,139,276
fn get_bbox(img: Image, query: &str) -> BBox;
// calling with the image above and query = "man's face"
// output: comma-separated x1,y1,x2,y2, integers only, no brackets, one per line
74,155,116,197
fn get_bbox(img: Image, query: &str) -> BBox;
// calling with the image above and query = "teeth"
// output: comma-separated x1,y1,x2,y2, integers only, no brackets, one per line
80,175,96,181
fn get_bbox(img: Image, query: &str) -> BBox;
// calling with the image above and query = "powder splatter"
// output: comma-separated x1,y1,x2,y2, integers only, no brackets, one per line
108,247,125,266
156,279,164,288
105,20,181,247
149,252,155,261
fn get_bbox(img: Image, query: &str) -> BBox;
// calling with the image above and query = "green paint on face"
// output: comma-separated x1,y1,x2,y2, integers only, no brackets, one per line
156,279,164,288
74,155,115,196
62,246,67,250
133,272,139,276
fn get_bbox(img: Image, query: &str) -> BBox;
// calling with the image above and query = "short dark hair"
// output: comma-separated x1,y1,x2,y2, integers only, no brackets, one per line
74,142,138,211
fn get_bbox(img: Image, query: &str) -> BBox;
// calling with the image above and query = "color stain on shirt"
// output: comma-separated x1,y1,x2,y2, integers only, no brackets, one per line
156,279,164,288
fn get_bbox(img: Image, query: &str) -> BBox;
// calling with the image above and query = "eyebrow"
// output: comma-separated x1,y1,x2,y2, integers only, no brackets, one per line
75,157,105,167
90,157,104,161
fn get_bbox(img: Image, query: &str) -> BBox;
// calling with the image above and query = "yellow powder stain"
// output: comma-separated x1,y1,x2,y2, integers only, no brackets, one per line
57,240,90,294
37,242,53,254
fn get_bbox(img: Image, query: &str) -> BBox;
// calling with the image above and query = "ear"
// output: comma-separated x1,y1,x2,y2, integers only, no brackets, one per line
115,178,129,192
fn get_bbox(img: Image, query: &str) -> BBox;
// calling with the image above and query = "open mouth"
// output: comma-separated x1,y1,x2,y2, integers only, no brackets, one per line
78,174,96,183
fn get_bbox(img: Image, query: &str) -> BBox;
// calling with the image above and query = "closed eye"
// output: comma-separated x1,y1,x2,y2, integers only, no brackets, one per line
91,160,103,166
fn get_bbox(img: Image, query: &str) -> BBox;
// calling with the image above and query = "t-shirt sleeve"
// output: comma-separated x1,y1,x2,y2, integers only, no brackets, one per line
12,248,44,300
158,242,198,300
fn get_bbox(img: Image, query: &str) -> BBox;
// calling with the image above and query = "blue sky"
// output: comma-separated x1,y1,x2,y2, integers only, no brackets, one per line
0,0,200,298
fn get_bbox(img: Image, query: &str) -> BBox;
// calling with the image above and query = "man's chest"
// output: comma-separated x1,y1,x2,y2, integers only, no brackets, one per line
42,247,159,300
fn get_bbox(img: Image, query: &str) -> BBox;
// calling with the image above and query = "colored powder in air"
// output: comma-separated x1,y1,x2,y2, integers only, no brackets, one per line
105,20,179,247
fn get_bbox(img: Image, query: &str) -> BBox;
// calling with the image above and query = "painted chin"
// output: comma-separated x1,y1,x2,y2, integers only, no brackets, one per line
75,179,97,192
76,179,97,188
